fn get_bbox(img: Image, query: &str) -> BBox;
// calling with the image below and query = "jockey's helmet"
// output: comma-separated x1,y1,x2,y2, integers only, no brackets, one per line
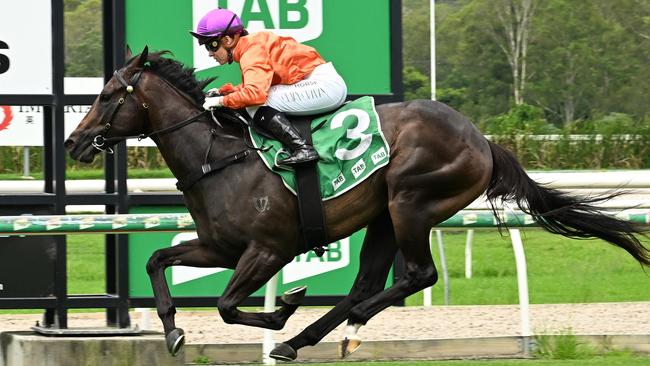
189,8,247,45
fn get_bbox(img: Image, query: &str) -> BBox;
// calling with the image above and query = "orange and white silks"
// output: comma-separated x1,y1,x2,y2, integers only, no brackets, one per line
220,31,330,110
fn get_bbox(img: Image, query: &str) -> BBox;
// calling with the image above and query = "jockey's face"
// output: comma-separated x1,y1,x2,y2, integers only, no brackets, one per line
208,35,238,65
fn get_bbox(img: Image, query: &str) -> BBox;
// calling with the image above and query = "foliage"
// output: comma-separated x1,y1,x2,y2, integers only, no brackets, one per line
403,66,431,100
425,0,650,124
402,0,432,76
480,103,559,135
64,0,103,76
191,355,211,365
59,0,650,123
470,106,650,170
535,329,594,359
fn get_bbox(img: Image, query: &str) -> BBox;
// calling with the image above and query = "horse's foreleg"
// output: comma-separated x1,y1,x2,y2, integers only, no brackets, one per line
216,244,295,330
271,210,398,361
146,238,236,355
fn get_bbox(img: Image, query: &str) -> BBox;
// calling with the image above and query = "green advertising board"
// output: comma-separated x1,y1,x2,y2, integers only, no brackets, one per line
128,206,392,297
125,0,398,97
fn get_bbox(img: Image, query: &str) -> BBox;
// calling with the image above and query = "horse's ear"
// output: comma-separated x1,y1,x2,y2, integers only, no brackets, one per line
125,44,133,60
138,46,149,67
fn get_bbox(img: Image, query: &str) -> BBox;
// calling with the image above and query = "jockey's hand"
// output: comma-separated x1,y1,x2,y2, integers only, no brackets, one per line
206,88,221,97
218,83,236,95
203,96,224,110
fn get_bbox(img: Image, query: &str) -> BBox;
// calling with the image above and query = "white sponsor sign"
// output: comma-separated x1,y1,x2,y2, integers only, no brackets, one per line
282,238,350,284
0,105,156,147
168,232,352,286
192,0,323,71
171,232,228,285
0,1,53,94
0,77,155,146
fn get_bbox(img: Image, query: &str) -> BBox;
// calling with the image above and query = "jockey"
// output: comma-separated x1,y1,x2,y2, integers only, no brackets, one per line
190,8,348,165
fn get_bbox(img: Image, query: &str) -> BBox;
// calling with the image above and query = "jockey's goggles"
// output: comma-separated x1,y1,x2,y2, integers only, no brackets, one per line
205,39,221,52
203,13,237,52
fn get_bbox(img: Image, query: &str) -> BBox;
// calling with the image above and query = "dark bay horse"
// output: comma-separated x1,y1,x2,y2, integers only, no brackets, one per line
65,48,650,361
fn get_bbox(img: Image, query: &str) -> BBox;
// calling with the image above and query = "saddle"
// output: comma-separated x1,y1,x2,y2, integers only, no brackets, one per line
249,110,330,257
207,97,389,256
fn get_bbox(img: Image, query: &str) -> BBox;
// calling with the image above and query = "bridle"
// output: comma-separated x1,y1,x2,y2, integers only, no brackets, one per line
91,69,150,154
90,67,249,152
89,66,267,191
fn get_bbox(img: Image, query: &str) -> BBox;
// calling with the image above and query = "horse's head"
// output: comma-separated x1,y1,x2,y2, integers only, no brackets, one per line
65,47,152,163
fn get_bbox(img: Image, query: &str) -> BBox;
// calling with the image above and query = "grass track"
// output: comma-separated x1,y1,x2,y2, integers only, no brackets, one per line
406,229,650,306
301,357,650,365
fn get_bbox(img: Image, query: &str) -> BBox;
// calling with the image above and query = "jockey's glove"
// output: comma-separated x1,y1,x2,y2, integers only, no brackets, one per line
203,96,224,110
206,88,221,97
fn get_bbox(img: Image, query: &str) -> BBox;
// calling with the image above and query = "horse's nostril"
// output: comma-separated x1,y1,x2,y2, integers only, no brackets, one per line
64,138,75,150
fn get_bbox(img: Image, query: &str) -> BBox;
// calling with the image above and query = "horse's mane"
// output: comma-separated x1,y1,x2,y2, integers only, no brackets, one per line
141,51,216,105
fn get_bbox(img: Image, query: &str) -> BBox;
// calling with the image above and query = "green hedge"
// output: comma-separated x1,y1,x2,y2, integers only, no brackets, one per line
2,106,649,174
479,105,650,169
0,146,169,175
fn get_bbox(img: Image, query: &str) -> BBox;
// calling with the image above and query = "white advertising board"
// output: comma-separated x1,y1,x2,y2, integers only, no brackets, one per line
0,105,156,147
0,0,53,94
0,77,155,147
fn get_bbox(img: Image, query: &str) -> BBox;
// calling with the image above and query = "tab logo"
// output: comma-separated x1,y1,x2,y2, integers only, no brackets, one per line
282,238,350,284
192,0,323,71
332,172,345,191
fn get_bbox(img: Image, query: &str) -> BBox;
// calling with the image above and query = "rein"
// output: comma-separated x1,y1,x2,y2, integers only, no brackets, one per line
92,67,266,191
92,69,210,150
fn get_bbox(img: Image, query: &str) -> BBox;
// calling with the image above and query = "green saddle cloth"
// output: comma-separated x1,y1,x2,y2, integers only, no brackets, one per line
249,96,390,200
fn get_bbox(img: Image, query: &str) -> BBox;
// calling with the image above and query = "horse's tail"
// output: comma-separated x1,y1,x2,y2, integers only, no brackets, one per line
485,140,650,266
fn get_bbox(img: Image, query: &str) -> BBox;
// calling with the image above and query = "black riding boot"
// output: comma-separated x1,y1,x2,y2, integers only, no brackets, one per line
260,109,319,165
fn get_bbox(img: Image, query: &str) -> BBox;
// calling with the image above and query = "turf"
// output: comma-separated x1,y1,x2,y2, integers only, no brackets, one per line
406,229,650,306
297,354,650,365
63,228,650,305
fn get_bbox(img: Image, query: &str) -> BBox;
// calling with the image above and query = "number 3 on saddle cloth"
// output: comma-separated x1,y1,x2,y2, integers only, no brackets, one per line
248,96,390,256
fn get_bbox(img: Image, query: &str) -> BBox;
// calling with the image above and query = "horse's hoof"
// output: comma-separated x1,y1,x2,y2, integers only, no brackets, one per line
166,328,185,356
339,336,361,359
269,342,298,361
281,285,307,305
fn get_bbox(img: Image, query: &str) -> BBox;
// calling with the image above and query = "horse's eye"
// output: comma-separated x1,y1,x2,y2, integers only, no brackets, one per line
100,93,111,101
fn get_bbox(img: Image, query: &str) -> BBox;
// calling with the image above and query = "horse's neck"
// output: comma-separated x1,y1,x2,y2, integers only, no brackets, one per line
148,104,210,179
148,104,246,186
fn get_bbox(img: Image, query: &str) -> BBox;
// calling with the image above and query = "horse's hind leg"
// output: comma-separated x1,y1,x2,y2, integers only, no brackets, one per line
271,210,398,361
146,238,236,356
343,199,442,343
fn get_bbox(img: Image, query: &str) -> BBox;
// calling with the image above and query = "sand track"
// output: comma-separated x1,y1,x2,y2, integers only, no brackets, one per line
2,302,649,344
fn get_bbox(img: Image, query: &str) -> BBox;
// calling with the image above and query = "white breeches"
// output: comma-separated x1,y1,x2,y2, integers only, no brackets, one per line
247,62,348,117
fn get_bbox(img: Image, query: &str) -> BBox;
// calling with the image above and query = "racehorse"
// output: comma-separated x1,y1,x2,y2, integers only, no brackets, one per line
65,47,650,361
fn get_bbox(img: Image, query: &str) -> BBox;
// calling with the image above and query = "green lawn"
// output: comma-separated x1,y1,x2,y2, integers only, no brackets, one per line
61,228,650,304
67,234,106,294
297,355,650,366
1,227,647,309
406,229,650,306
0,168,174,180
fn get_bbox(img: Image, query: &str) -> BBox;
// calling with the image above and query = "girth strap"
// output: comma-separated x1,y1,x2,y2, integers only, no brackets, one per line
292,117,329,256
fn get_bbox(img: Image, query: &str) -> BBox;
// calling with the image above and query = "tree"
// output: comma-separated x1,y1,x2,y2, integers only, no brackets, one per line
528,1,616,124
436,1,513,121
65,0,103,77
403,66,430,100
403,0,431,76
484,0,536,105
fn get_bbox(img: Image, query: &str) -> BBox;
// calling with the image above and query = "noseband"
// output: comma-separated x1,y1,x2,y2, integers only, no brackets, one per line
92,69,149,154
